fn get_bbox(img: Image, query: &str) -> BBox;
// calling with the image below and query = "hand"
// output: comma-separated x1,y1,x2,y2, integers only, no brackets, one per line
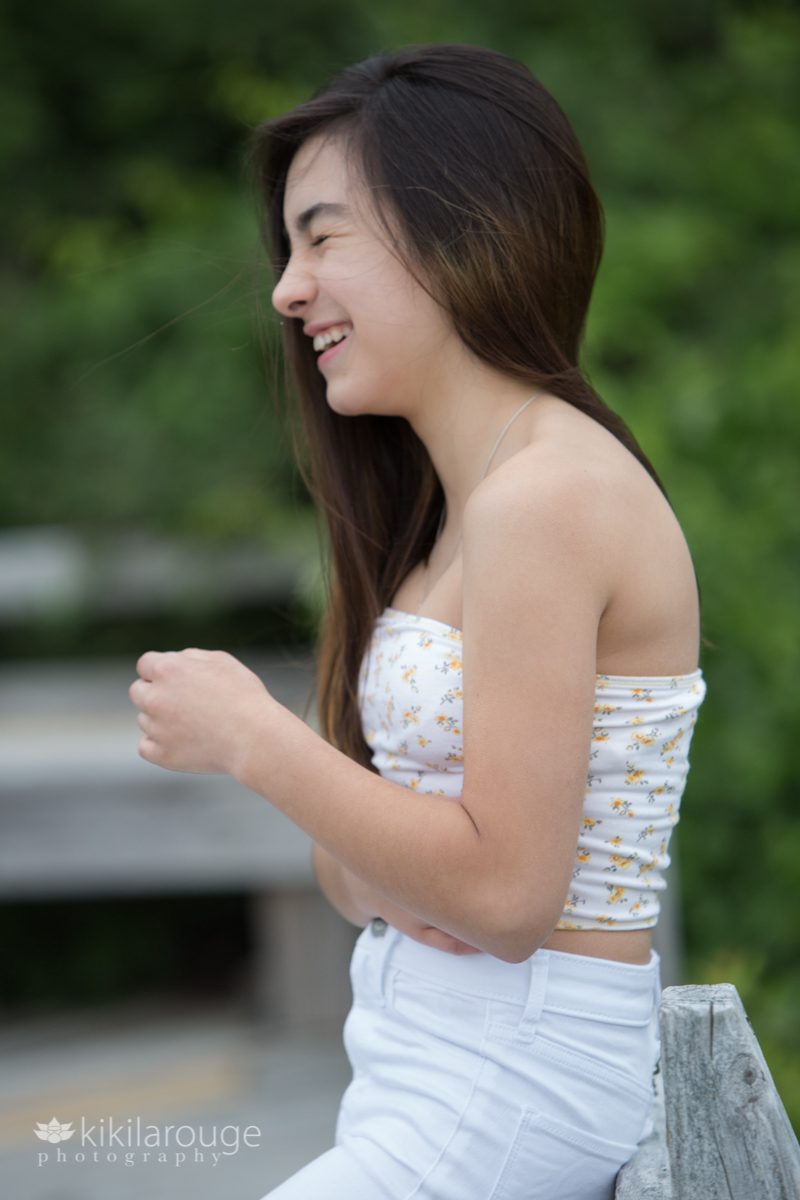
350,875,483,956
129,649,275,775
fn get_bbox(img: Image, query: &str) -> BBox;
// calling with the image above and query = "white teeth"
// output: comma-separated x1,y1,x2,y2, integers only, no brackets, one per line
312,324,352,352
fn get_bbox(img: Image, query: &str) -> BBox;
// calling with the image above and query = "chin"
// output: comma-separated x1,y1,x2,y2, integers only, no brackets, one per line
322,382,380,418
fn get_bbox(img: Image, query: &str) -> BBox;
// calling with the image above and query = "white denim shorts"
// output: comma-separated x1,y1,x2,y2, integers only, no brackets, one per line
261,918,662,1200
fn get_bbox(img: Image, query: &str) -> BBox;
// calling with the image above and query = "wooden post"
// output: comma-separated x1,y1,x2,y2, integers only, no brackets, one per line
615,1067,672,1199
617,983,800,1198
661,983,800,1198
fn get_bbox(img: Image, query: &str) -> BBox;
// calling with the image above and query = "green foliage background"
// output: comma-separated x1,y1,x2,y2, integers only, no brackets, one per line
2,0,798,1125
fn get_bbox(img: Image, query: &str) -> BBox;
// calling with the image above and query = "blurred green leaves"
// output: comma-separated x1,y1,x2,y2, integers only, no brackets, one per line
2,0,798,1126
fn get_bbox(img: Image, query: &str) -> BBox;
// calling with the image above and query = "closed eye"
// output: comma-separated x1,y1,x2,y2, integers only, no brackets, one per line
311,235,329,247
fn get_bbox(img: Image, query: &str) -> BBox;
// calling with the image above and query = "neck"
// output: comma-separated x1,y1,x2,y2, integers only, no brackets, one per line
403,370,548,524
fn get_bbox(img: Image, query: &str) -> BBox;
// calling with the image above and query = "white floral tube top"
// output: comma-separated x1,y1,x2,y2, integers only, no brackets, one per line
357,607,708,931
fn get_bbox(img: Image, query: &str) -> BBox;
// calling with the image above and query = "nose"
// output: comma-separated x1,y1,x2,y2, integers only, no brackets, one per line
271,256,317,319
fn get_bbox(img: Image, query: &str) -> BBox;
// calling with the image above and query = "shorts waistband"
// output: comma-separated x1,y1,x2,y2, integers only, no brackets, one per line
361,920,661,1024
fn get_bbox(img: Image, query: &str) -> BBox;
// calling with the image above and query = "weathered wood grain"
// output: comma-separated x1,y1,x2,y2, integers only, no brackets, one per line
662,983,800,1198
616,983,800,1199
615,1064,673,1198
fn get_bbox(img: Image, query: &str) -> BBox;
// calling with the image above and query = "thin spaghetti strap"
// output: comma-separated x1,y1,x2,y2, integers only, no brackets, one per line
415,390,540,614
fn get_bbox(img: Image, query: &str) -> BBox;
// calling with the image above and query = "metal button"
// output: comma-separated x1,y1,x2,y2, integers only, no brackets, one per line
370,917,388,937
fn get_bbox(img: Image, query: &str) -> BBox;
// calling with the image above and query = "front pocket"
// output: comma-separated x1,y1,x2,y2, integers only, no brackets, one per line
388,967,490,1049
491,1106,639,1200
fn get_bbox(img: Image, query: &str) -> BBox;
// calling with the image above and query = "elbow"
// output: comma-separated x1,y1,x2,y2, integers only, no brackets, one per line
481,890,553,964
489,929,544,965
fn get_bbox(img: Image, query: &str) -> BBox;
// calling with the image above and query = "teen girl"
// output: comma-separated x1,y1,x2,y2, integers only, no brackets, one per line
129,43,708,1199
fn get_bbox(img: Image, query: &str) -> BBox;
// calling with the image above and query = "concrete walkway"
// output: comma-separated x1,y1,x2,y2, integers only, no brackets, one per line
0,999,352,1199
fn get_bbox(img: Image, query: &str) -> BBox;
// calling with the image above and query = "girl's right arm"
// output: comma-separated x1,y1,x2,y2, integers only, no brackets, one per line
312,843,482,955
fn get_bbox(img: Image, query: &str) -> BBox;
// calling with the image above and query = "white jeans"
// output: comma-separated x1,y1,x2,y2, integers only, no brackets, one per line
261,920,662,1199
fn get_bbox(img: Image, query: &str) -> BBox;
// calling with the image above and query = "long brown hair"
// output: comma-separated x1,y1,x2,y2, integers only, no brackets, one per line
245,43,711,770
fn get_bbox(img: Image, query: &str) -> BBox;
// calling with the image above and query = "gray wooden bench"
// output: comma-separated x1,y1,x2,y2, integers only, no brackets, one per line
0,651,358,1029
0,525,362,1028
616,983,800,1199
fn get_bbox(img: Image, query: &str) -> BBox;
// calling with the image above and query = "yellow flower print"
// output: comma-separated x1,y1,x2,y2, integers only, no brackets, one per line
435,713,461,734
592,727,611,744
577,849,591,863
662,727,687,755
400,663,420,693
435,654,463,676
605,885,627,905
624,763,647,786
606,853,635,873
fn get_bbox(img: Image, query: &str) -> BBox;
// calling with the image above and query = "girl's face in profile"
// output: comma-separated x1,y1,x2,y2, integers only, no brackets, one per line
272,133,465,418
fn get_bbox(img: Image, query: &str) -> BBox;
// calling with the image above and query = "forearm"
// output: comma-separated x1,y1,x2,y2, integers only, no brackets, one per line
234,700,525,959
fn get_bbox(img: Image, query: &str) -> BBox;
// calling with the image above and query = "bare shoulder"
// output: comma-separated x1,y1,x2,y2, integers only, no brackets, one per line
463,440,621,613
466,408,659,527
461,446,614,662
463,422,702,678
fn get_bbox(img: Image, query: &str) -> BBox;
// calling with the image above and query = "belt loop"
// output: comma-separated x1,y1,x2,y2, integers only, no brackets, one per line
516,951,550,1043
367,919,400,1007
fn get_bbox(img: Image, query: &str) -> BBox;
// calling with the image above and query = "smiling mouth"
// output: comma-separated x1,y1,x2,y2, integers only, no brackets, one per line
317,332,351,365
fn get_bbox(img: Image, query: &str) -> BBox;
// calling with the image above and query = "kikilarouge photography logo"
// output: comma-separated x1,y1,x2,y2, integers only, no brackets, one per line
34,1114,262,1167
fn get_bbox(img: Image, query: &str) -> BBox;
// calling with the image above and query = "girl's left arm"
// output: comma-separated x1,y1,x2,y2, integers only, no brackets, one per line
129,647,534,962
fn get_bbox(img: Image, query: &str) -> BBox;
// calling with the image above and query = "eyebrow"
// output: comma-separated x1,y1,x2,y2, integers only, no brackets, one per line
284,202,350,239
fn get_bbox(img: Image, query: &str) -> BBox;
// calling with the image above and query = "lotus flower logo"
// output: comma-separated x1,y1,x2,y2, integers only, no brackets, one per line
34,1117,75,1144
